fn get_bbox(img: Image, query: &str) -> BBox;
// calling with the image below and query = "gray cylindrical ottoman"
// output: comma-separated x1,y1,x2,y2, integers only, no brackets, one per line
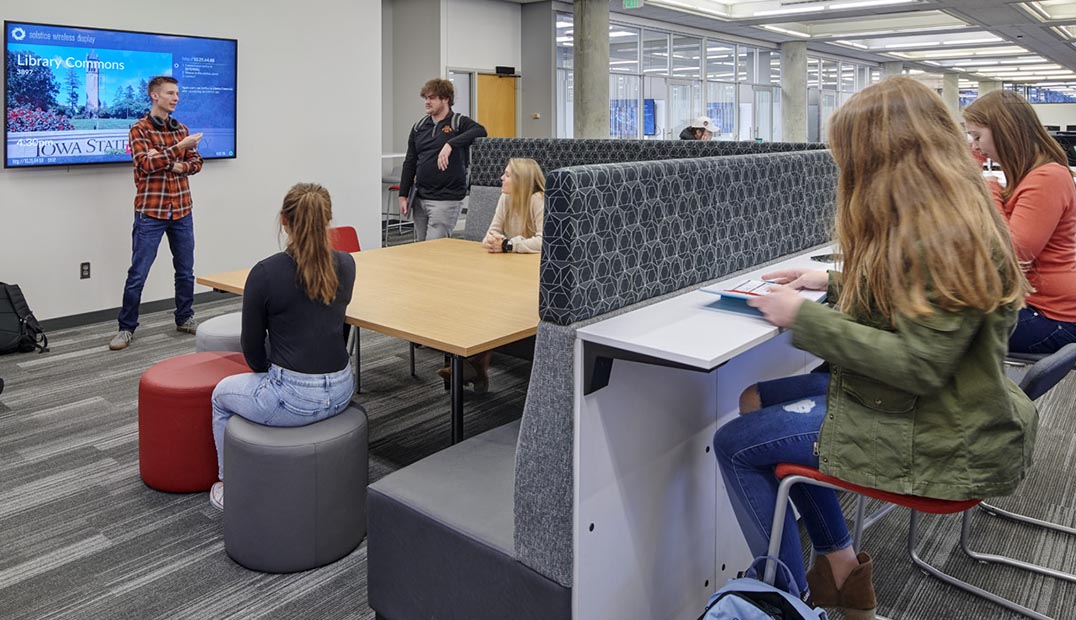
223,403,369,573
195,312,243,352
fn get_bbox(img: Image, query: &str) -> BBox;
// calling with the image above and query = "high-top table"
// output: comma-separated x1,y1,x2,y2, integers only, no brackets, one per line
196,238,541,443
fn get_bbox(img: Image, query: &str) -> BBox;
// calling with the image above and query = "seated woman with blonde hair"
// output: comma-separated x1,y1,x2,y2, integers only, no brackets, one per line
713,78,1036,618
438,157,545,392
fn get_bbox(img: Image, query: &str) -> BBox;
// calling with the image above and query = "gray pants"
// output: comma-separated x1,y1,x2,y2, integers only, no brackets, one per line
412,198,463,241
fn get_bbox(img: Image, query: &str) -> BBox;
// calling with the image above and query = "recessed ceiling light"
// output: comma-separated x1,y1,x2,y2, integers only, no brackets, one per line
828,0,918,8
884,42,940,49
754,6,821,17
761,25,811,38
943,37,1002,45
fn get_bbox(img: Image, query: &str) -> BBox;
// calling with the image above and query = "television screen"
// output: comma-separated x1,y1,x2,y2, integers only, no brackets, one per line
4,21,236,168
643,99,655,136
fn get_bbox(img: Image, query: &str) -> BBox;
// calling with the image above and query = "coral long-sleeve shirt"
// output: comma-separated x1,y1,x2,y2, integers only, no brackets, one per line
991,162,1076,322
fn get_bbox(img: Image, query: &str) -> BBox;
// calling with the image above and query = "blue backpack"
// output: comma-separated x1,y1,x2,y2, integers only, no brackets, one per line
699,557,828,620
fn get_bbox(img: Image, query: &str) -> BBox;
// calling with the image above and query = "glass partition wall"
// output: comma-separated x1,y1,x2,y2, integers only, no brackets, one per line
555,12,784,141
554,12,880,142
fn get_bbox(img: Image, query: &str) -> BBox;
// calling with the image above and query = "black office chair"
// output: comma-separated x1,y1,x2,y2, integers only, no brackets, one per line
981,343,1076,536
0,377,4,396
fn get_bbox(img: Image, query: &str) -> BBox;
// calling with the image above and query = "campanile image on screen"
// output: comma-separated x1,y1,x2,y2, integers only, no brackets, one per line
4,21,237,168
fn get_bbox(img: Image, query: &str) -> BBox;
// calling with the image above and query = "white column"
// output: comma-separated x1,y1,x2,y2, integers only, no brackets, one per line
573,0,609,138
780,41,807,142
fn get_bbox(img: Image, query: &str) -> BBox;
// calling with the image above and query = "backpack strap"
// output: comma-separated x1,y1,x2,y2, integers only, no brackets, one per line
451,112,461,132
412,114,431,134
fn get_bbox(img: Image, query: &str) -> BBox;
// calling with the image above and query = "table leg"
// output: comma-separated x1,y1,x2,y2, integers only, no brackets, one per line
354,327,362,394
450,354,464,444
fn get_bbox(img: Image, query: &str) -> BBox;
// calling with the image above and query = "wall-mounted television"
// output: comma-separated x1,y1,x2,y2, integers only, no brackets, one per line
4,21,236,168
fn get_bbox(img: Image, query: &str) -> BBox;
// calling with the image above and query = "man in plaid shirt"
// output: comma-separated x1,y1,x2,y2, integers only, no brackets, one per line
110,76,204,351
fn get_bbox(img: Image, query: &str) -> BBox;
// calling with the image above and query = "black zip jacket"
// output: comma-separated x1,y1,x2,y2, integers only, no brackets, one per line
399,112,487,201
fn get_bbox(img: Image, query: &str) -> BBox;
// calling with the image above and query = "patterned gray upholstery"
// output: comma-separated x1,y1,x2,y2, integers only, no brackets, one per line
469,138,826,187
539,150,838,325
513,150,838,588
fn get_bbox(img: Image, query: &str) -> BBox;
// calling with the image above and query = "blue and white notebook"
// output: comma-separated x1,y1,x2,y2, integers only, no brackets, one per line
698,279,774,317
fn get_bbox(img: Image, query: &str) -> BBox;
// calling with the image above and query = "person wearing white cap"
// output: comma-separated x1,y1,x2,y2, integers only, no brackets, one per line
679,115,714,140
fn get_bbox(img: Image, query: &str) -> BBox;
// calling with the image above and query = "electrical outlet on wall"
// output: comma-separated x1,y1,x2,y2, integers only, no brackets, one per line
80,262,91,279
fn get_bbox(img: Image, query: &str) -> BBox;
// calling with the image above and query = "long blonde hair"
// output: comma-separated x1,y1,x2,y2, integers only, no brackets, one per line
280,183,338,305
505,158,545,238
963,89,1073,201
828,77,1027,321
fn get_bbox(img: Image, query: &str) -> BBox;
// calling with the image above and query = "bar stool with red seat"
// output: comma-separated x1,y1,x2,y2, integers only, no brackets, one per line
763,343,1076,620
138,351,250,492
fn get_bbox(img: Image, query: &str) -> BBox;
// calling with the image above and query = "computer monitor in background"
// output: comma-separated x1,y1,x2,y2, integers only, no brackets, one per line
1051,133,1076,166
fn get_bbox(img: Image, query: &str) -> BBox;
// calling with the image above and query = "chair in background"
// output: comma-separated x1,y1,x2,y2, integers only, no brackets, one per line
328,225,416,391
988,343,1076,535
461,186,506,242
329,225,361,253
763,344,1076,620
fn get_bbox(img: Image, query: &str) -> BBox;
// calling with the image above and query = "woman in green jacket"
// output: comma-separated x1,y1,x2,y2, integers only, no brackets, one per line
713,77,1036,620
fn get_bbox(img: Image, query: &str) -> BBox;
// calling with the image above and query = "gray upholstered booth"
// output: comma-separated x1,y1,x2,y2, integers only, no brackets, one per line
224,403,368,573
460,137,826,242
368,145,837,619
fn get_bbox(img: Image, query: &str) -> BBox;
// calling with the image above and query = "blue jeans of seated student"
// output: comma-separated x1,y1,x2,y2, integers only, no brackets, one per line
1009,305,1076,355
118,212,195,332
211,363,354,480
713,373,851,596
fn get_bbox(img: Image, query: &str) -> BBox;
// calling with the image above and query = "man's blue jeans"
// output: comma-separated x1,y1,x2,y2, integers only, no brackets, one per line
713,373,851,596
118,212,195,332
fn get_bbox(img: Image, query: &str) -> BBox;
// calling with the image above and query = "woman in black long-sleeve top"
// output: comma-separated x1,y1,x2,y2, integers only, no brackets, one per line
208,183,356,510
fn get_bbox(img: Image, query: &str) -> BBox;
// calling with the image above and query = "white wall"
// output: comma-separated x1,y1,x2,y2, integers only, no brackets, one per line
1031,103,1076,130
0,0,382,322
444,0,521,72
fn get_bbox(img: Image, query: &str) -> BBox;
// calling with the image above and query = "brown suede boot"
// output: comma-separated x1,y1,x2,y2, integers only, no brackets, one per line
806,552,877,620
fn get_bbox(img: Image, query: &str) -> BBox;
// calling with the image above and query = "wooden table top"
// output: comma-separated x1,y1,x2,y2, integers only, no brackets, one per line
196,238,541,357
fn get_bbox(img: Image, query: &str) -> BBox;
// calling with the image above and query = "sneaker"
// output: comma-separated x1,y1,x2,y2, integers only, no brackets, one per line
209,481,224,510
109,330,133,351
176,318,198,335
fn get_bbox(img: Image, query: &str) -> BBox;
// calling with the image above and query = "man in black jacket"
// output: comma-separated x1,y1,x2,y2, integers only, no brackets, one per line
399,78,487,241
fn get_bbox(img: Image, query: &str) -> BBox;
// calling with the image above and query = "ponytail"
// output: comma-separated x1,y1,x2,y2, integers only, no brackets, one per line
280,183,338,304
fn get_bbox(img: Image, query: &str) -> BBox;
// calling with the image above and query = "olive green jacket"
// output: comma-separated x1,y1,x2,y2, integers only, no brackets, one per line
791,272,1037,501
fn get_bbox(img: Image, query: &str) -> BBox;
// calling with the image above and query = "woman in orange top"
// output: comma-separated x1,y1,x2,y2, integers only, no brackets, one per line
965,91,1076,354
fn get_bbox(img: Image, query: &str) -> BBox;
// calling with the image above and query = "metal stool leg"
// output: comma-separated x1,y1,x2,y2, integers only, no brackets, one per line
960,509,1076,582
410,342,416,377
979,501,1076,536
908,511,1055,620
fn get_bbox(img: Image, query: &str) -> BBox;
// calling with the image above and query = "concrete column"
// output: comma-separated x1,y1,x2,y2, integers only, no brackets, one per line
573,0,609,138
978,79,1002,95
882,61,904,78
780,41,807,143
942,72,960,117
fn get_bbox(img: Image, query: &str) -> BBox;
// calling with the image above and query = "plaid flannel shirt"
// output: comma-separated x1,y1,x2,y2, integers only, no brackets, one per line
130,116,203,220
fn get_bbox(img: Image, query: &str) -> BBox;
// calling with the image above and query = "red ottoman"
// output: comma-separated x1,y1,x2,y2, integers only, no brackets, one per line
139,352,250,492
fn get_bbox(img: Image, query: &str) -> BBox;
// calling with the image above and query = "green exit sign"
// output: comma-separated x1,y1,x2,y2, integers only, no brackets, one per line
624,0,644,8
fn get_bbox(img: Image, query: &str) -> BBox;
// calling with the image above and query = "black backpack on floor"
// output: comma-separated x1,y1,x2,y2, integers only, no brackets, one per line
0,283,48,354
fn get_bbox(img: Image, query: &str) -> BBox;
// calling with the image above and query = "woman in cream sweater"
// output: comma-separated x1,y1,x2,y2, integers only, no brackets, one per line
438,157,545,392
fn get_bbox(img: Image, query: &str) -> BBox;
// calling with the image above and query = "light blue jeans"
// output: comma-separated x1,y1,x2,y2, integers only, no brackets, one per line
211,363,354,480
713,373,851,596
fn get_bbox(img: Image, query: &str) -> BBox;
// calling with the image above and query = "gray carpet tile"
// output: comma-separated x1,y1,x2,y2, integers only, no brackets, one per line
0,296,530,620
1,296,1075,619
